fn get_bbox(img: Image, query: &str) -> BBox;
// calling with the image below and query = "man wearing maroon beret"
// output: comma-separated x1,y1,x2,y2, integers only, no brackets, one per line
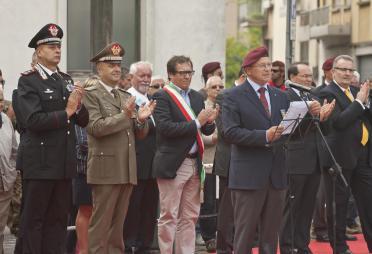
311,56,335,243
222,46,321,254
313,57,335,94
268,60,286,91
199,62,224,100
222,46,288,254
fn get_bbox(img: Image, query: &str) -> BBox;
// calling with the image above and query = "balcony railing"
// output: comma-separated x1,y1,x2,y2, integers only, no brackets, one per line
309,6,329,26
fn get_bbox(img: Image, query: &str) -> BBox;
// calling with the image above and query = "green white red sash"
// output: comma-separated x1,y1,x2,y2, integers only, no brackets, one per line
163,83,205,158
163,83,206,201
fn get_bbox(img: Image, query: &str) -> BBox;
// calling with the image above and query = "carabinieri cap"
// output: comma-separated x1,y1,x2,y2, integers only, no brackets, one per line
28,23,63,49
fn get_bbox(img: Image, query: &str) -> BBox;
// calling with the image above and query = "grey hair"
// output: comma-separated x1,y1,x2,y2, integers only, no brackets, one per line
129,61,153,75
353,71,360,82
333,55,354,68
151,75,164,82
206,76,223,88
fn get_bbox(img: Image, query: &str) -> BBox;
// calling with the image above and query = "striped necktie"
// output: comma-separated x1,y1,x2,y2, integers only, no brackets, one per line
258,87,270,117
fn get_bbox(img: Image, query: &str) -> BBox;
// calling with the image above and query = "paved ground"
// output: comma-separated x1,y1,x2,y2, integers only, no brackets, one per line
3,227,16,254
3,228,209,254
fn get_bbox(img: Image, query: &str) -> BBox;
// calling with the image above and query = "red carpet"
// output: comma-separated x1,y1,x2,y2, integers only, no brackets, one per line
251,234,369,254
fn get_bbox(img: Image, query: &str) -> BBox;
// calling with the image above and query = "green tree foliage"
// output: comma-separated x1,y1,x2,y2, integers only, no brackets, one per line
225,27,262,88
225,37,247,88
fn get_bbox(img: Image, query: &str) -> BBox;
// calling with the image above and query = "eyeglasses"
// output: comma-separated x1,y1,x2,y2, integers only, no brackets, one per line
334,67,355,73
174,70,195,77
298,74,313,79
149,84,160,89
210,85,224,89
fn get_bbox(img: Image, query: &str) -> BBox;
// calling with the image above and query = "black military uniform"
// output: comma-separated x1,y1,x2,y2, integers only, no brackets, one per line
14,23,89,254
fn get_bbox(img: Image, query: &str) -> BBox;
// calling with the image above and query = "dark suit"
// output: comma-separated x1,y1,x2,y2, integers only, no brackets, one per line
213,92,234,253
311,82,329,239
14,66,88,254
279,88,321,253
222,80,289,254
123,103,158,252
152,89,215,178
319,81,372,252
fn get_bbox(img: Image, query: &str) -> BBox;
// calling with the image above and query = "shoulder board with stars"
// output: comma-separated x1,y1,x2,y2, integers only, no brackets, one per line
85,85,97,91
21,68,37,76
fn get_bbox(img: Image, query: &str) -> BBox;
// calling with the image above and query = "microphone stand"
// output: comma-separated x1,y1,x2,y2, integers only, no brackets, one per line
282,114,303,254
299,90,348,254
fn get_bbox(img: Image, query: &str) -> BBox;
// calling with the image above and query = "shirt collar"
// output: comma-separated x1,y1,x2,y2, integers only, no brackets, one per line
171,82,190,95
99,80,117,94
127,86,149,106
333,79,349,93
38,63,57,76
247,77,268,93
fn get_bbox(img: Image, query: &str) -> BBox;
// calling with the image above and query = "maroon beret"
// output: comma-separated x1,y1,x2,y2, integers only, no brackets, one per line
202,62,221,76
242,46,269,68
322,57,335,71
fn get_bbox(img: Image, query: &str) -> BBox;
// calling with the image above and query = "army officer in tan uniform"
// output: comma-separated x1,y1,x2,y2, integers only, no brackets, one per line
83,42,156,254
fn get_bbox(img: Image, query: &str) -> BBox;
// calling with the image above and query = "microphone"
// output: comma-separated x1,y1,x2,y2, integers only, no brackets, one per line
285,80,313,93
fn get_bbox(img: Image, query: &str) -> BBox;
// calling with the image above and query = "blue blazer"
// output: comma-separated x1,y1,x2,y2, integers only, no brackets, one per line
222,80,290,190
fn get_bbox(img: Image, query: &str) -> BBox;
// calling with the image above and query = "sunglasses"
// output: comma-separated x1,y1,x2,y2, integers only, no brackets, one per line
0,80,5,85
271,69,280,73
210,85,224,89
150,84,161,89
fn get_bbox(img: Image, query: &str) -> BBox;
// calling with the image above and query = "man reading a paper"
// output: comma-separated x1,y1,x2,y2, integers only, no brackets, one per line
280,62,335,254
222,48,323,254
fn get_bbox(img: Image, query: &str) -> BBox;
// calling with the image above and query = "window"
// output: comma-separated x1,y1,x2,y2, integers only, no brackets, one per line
300,42,309,63
67,0,140,72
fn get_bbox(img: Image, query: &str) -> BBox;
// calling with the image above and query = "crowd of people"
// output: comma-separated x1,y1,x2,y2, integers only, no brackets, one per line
1,22,372,254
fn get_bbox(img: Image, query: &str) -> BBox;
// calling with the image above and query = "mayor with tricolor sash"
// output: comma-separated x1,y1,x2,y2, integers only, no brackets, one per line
152,55,217,254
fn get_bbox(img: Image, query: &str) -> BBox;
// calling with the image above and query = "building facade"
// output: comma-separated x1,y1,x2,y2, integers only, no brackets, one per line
264,0,372,84
0,0,226,99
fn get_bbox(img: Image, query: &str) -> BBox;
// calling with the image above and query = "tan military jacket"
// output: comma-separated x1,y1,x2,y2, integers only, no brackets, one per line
83,81,148,185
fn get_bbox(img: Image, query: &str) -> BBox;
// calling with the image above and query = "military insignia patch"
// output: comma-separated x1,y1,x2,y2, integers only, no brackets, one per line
111,44,121,56
49,24,59,37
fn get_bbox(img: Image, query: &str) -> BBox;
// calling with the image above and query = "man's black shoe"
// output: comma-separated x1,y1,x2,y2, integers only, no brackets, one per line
280,247,313,254
315,233,330,242
336,249,353,254
298,247,313,254
345,233,357,241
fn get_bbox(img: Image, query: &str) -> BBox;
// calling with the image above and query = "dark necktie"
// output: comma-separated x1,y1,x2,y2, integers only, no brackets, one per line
258,87,270,117
111,89,121,105
51,72,61,81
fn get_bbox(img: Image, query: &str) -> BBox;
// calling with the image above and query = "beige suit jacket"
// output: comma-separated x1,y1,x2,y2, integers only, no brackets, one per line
83,82,148,185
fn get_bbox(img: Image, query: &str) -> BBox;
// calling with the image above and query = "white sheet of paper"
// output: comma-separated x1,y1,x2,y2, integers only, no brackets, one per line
281,101,311,135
